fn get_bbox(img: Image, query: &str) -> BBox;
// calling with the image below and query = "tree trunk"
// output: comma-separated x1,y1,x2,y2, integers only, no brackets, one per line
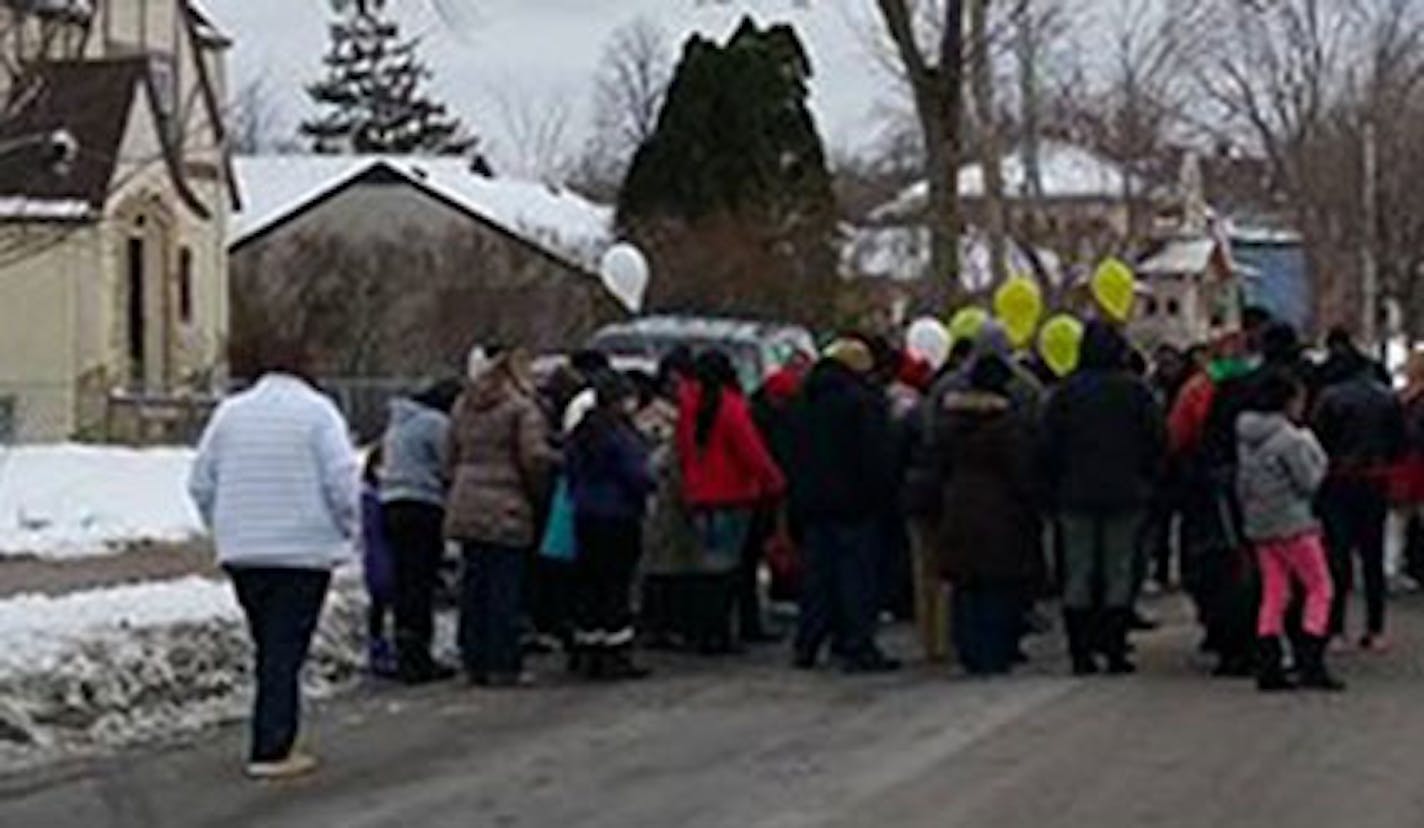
968,0,1009,290
877,0,966,309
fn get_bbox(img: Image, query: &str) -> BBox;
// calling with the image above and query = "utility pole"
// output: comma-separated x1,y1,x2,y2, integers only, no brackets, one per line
1361,119,1380,349
1017,2,1043,202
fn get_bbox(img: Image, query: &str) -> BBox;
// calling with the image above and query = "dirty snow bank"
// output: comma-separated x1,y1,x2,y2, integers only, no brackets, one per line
0,575,365,771
0,444,202,559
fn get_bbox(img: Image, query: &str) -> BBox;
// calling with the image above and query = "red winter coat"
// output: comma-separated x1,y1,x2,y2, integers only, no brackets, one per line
677,382,786,509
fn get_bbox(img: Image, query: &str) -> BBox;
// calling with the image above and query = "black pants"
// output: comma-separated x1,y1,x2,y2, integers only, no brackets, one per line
383,501,446,669
795,519,880,662
574,515,643,649
953,582,1023,674
1319,479,1389,636
738,509,774,638
458,543,526,678
227,566,330,763
528,556,575,645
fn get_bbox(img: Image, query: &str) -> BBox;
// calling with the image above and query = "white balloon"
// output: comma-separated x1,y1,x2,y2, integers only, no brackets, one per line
905,317,952,370
599,243,650,314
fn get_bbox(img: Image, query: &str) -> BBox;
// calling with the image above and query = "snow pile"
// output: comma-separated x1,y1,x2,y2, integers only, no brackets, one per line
0,576,365,770
0,444,202,559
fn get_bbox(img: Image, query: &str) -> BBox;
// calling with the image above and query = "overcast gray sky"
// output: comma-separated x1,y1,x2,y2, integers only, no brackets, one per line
206,0,1118,167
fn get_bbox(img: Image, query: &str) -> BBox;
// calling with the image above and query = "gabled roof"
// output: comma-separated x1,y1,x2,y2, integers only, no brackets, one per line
0,57,213,222
231,156,614,272
1137,238,1218,276
0,57,147,219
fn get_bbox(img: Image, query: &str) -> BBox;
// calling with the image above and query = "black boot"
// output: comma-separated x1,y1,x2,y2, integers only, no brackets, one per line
1255,637,1295,692
1102,609,1136,675
397,637,456,685
1064,609,1099,676
1297,635,1346,692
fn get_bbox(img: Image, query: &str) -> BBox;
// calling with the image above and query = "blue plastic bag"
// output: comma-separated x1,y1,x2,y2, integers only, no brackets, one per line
540,476,578,562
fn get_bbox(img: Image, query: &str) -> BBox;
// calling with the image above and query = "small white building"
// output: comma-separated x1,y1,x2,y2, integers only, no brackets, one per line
1131,235,1240,348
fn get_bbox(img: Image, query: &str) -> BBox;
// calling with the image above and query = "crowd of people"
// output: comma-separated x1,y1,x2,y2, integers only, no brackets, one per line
187,310,1424,778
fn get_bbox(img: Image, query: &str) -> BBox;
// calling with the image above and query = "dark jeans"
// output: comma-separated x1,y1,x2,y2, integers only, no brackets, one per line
227,566,330,763
1319,479,1389,636
952,583,1023,674
383,501,446,668
458,543,526,677
795,519,881,663
573,515,643,648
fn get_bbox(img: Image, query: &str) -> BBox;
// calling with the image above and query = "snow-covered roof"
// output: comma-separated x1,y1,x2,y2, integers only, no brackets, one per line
1227,222,1303,246
1137,238,1218,276
0,197,92,221
839,224,1064,291
871,141,1142,222
231,156,614,271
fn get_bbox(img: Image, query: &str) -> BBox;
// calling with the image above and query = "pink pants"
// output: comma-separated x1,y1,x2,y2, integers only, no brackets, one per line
1256,531,1334,638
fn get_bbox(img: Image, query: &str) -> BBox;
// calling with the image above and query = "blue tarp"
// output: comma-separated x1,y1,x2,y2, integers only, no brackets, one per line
1233,239,1311,330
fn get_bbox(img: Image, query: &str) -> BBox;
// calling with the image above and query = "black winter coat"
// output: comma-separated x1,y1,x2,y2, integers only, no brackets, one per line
1041,368,1165,513
788,361,896,524
1312,375,1406,476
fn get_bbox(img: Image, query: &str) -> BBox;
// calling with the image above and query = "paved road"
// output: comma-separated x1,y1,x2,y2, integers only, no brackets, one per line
4,596,1424,828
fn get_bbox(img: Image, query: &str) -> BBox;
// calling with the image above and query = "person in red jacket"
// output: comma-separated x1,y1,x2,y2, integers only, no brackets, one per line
676,350,786,653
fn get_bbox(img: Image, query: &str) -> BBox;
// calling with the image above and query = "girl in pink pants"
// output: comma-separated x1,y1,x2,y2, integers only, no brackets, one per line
1236,370,1344,692
1256,532,1333,641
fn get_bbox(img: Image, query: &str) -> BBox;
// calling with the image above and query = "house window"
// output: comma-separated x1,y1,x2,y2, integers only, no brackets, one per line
127,237,146,386
178,247,194,324
1166,299,1182,317
1144,297,1160,317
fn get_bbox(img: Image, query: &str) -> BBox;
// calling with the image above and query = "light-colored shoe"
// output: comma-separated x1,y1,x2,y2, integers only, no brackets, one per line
245,751,319,781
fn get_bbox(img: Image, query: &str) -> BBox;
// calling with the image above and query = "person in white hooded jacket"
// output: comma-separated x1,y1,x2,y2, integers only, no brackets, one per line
1236,369,1342,693
188,346,359,780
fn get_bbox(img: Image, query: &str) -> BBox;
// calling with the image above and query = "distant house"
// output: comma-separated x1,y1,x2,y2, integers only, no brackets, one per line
0,0,236,442
873,140,1149,272
229,156,622,379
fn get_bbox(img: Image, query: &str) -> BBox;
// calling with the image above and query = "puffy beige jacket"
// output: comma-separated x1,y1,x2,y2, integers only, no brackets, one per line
444,374,553,547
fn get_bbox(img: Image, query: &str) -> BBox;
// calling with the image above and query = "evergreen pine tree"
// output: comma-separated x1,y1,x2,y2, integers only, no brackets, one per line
300,0,488,165
617,18,839,323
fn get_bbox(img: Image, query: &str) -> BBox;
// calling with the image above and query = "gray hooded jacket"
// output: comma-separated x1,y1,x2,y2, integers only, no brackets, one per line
1236,412,1328,542
380,397,451,507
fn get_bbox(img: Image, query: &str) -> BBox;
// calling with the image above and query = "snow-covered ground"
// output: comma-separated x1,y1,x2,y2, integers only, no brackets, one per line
0,444,201,560
0,575,366,771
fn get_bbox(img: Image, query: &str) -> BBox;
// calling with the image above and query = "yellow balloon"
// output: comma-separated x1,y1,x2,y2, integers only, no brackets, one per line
993,276,1044,348
948,306,989,346
1091,258,1137,323
1038,314,1085,378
